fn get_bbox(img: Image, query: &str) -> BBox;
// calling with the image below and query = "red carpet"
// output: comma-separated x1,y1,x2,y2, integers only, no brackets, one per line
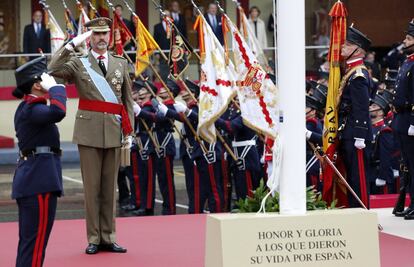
370,194,410,209
0,214,412,267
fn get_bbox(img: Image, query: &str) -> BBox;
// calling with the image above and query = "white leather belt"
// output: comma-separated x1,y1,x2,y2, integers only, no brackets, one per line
232,140,256,147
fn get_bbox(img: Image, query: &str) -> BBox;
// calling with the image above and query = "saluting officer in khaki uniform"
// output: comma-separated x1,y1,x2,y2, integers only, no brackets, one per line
49,18,134,254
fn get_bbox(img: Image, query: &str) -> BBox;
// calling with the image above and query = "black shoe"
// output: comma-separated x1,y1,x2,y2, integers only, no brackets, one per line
131,208,153,216
85,243,99,254
99,243,127,253
121,204,137,212
395,207,413,217
404,209,414,220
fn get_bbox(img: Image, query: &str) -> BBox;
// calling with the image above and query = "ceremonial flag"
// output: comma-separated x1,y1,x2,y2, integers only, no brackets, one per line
111,12,133,56
227,17,278,139
64,7,78,41
77,2,90,55
44,9,65,54
90,0,109,18
322,1,348,202
135,17,159,76
168,26,191,79
238,6,269,70
193,14,236,143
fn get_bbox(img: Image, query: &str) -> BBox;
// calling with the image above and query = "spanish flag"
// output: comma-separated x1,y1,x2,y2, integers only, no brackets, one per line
322,1,347,203
135,17,159,76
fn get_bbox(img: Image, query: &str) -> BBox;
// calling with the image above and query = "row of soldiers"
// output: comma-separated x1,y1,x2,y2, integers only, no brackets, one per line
117,76,267,215
305,21,414,219
115,21,414,219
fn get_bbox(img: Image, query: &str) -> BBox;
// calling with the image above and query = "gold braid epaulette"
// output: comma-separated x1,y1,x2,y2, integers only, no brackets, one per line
336,65,368,108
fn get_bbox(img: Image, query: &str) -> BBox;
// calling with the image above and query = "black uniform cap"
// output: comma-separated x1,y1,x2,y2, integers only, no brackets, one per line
406,20,414,37
306,81,327,112
306,95,322,111
134,79,157,96
372,90,393,114
347,25,371,51
184,79,200,98
13,56,47,98
166,78,181,98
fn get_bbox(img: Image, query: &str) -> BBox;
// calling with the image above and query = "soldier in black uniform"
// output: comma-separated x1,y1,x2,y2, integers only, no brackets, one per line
161,80,203,213
392,21,414,219
132,81,158,216
337,25,374,208
12,57,67,267
148,80,180,215
305,82,327,190
215,99,261,201
369,92,395,194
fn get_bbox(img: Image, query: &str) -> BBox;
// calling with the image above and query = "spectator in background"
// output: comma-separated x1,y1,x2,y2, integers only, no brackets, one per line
115,4,134,51
248,6,267,49
365,51,382,81
23,10,50,59
204,2,224,45
153,11,172,80
169,1,187,38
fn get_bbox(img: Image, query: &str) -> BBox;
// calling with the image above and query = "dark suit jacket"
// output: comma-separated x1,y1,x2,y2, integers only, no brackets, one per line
204,13,224,45
23,23,51,54
171,13,187,39
153,23,170,51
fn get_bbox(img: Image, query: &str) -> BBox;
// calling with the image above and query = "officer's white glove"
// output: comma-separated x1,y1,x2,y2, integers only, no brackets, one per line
40,72,57,91
133,102,141,117
408,125,414,136
306,130,312,140
158,102,168,116
354,138,366,149
66,30,92,49
173,102,188,113
375,178,386,187
123,135,133,149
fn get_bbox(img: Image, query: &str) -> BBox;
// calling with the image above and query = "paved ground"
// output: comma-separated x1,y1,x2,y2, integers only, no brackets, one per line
0,161,192,222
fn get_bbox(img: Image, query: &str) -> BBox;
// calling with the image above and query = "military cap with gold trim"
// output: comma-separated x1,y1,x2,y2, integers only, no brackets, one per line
85,17,112,32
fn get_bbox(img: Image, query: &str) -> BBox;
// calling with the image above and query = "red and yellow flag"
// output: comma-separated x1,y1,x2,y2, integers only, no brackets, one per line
135,17,159,76
111,12,133,56
89,0,109,18
322,1,347,201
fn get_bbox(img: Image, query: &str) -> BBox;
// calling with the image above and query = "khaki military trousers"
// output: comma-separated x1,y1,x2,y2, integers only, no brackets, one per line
78,145,120,245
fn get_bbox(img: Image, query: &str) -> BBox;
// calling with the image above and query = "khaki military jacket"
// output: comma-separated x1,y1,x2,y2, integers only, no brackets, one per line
48,46,134,148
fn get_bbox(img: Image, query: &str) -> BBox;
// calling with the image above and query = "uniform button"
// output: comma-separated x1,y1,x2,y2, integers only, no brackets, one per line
364,121,367,124
356,120,359,123
80,115,83,118
104,112,107,114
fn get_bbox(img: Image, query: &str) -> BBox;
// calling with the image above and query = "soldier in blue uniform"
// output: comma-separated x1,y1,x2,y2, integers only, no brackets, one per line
142,80,179,215
369,92,395,194
337,25,374,208
305,82,326,190
12,57,67,267
215,100,261,201
131,81,157,216
159,89,224,213
392,21,414,219
160,80,203,213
